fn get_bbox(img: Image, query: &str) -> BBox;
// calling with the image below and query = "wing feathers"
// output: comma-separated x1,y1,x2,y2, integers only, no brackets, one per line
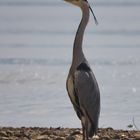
74,63,100,133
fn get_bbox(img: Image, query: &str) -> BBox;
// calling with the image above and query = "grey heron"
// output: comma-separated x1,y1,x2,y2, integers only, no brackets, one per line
64,0,100,139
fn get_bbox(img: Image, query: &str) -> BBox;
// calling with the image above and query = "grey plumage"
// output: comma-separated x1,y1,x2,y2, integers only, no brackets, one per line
64,0,100,139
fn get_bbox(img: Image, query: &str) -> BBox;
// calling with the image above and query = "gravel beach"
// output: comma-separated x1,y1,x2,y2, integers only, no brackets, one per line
0,127,140,140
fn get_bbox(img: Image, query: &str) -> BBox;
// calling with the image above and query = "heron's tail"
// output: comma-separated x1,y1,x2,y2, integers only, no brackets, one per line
88,122,98,137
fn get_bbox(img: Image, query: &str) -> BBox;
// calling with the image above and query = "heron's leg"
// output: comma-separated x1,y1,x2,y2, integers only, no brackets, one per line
85,119,89,140
82,124,86,140
81,122,86,140
85,128,89,140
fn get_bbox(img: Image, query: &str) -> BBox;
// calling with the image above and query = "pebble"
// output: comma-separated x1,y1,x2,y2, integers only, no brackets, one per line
37,135,50,140
0,127,140,140
100,135,110,140
0,131,7,137
66,136,75,140
0,137,9,140
134,132,140,139
41,130,52,135
55,137,65,140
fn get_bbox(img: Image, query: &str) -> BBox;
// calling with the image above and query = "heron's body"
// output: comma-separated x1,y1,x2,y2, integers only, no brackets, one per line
65,0,100,139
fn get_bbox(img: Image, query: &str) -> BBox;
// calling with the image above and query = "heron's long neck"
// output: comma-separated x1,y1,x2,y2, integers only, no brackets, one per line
72,3,90,67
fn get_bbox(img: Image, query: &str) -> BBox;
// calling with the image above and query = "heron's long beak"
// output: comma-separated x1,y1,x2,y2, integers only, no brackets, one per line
89,4,98,25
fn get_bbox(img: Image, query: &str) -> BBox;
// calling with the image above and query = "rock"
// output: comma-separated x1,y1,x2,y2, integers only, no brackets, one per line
70,130,81,136
6,130,13,136
0,131,7,137
112,134,120,139
120,134,128,139
54,137,65,140
134,132,140,139
74,135,82,140
49,134,57,139
21,137,29,140
37,135,50,140
106,127,114,131
0,137,9,140
66,135,75,140
100,135,110,140
41,130,52,136
14,131,21,137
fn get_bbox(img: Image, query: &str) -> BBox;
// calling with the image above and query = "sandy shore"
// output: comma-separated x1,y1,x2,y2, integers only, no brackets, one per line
0,127,140,140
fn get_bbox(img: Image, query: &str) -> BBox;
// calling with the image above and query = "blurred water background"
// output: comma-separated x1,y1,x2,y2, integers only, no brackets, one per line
0,0,140,129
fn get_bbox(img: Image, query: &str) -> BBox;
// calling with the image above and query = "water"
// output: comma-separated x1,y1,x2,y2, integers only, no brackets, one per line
0,0,140,129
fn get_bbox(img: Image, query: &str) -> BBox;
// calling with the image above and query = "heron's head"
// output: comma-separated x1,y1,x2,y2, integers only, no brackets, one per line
64,0,98,24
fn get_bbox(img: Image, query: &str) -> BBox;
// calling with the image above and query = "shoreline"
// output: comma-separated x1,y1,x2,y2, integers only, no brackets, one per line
0,127,140,140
